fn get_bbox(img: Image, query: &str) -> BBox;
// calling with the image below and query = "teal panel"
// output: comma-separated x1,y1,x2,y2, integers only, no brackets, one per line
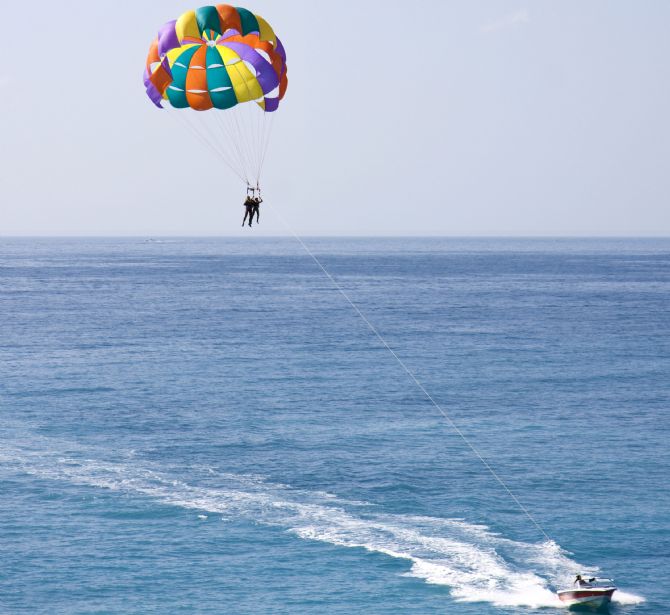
196,6,222,35
206,47,237,109
167,85,189,108
167,46,199,108
171,46,199,85
236,7,259,35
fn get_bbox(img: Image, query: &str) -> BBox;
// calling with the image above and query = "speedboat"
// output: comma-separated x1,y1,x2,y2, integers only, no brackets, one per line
557,577,617,610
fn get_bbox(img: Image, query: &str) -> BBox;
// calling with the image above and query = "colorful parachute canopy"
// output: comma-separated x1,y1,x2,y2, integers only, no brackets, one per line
144,5,288,113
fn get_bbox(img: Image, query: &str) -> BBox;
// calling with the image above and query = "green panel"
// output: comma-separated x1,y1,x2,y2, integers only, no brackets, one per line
236,7,259,35
207,47,238,109
196,6,222,35
167,46,199,108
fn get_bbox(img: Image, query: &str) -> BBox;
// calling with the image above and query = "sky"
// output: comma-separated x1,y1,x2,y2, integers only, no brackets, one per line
1,1,669,236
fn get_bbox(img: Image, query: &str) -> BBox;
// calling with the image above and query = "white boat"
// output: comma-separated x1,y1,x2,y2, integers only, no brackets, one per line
557,577,617,610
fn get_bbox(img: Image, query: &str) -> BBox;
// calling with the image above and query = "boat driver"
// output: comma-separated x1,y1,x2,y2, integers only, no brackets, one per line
574,575,591,587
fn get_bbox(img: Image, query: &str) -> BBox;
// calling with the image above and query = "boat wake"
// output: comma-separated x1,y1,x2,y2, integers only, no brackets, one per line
0,435,645,609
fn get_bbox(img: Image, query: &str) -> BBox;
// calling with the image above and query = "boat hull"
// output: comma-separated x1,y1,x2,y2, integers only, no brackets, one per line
557,588,616,611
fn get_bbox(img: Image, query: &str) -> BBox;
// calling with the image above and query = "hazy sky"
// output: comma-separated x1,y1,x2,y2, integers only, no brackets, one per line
1,1,669,236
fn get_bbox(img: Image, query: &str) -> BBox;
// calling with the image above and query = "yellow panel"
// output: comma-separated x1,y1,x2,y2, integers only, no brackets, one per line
256,16,276,46
175,10,200,42
215,45,241,65
228,59,263,102
166,44,198,68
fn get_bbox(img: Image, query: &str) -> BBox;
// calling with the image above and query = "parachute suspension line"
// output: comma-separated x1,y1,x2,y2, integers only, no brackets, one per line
256,106,271,188
179,109,244,181
258,111,276,182
244,86,257,185
163,97,272,192
228,108,252,186
164,105,246,183
254,103,265,186
231,61,268,190
255,101,267,187
243,74,262,188
250,102,259,186
243,95,256,188
265,204,554,545
244,71,262,188
230,62,258,187
206,110,246,183
212,109,248,185
190,109,247,184
215,103,251,186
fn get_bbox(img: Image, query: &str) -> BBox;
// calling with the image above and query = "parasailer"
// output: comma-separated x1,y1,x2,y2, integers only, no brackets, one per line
241,185,262,227
252,191,262,224
143,5,288,218
242,194,255,227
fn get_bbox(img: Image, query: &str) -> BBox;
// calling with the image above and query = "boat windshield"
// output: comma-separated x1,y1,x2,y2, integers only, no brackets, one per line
582,578,616,588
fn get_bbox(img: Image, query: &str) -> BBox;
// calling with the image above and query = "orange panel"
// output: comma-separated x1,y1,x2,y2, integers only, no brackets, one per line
256,41,282,79
224,33,259,46
145,39,160,73
279,73,288,100
149,64,172,96
185,45,213,110
216,4,242,34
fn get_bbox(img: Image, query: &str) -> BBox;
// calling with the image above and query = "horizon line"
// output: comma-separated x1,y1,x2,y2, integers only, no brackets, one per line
2,234,670,240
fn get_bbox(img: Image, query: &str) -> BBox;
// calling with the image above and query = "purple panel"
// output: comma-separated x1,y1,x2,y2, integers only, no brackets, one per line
275,37,286,63
160,55,173,79
143,59,170,108
144,81,164,108
221,29,241,40
264,97,279,112
157,20,179,56
220,41,279,94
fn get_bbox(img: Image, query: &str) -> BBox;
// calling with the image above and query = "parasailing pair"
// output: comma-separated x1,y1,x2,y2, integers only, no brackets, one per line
143,4,288,224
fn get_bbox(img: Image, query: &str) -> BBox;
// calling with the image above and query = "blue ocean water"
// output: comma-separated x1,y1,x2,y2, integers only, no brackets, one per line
1,237,668,614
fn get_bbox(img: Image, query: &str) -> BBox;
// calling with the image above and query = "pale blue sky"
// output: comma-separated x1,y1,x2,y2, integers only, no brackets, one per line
1,1,668,236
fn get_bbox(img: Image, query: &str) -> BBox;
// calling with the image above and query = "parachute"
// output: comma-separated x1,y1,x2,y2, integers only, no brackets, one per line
143,5,288,191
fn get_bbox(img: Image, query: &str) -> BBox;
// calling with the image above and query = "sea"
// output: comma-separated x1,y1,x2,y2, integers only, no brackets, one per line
1,237,668,614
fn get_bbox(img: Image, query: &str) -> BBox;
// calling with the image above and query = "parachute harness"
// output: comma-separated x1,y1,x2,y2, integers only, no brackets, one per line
246,184,262,199
266,203,554,545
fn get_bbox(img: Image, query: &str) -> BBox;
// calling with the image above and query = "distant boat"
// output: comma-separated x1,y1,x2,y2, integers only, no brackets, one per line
557,577,617,610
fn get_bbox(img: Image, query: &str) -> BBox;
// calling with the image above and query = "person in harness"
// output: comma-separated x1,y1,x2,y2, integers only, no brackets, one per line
242,186,263,227
242,187,257,227
252,191,263,225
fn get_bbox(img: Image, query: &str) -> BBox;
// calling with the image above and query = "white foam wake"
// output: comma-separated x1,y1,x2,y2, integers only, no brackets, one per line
612,591,646,606
0,436,644,609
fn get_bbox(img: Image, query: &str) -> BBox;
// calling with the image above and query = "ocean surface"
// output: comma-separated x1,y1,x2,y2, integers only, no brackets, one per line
1,237,668,614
